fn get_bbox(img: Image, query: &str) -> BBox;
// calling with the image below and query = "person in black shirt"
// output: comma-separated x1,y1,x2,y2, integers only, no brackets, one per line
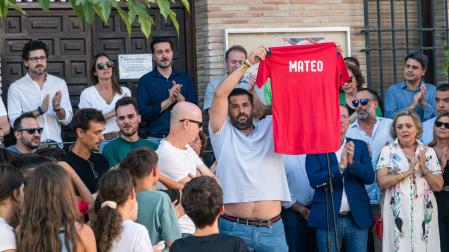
170,176,248,252
62,108,109,193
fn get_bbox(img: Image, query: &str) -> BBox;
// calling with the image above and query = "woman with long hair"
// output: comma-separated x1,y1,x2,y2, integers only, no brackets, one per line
91,169,155,252
79,53,131,144
16,162,96,252
0,164,23,252
377,111,443,251
429,111,449,252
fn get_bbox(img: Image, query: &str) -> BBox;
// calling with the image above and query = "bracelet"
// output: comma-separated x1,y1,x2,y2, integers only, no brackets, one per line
422,169,430,177
396,172,405,182
241,59,252,72
37,106,44,115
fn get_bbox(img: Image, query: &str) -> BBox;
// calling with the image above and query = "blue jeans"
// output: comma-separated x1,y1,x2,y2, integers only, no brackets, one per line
219,217,288,252
316,216,368,252
281,209,317,252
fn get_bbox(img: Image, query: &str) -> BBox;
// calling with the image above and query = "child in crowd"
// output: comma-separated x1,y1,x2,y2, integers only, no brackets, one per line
16,162,96,252
91,169,156,252
171,176,248,252
0,164,23,252
119,148,181,251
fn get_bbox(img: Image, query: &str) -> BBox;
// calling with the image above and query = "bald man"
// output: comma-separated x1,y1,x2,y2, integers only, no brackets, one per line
156,101,215,236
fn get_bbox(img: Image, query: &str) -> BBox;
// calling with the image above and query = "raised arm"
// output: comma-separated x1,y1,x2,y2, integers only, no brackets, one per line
209,47,267,133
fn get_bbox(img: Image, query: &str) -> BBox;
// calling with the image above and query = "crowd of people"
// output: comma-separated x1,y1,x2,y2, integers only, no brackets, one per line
0,37,448,252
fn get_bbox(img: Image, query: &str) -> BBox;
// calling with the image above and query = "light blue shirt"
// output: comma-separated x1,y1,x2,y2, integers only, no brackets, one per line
6,145,21,155
203,75,266,110
422,117,436,144
384,81,436,121
345,117,393,204
281,155,315,209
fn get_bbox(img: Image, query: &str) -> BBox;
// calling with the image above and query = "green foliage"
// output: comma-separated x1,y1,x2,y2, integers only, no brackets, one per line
0,0,189,39
444,44,449,76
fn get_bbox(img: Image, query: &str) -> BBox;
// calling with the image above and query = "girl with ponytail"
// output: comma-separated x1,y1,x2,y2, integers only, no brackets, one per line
91,169,155,252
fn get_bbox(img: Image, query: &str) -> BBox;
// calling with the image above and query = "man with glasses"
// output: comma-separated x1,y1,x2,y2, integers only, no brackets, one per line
422,84,449,144
7,112,42,154
137,38,197,145
62,108,109,193
384,51,436,121
345,88,393,252
7,40,73,145
156,101,215,236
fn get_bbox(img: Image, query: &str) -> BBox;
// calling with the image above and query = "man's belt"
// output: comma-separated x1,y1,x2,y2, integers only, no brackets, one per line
338,211,352,218
220,214,282,228
103,131,119,140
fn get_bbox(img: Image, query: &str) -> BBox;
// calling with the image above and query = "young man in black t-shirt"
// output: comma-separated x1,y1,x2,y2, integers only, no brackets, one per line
62,108,109,193
170,176,248,252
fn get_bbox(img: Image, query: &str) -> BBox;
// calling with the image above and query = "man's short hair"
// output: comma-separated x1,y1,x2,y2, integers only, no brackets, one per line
225,45,247,61
71,108,105,133
150,38,173,53
228,88,254,105
115,96,138,113
405,51,428,69
119,148,158,182
13,112,36,131
182,176,223,228
437,84,449,93
22,40,49,61
357,87,379,101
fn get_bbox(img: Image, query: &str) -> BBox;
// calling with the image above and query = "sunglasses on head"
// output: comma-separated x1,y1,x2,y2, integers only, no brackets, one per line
352,98,370,107
435,121,449,129
96,60,114,70
18,127,43,134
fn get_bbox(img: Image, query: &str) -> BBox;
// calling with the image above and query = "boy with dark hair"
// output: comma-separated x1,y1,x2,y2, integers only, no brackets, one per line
171,176,248,252
119,148,181,251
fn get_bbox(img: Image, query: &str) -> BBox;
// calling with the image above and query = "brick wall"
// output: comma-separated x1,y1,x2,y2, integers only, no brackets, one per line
194,0,365,107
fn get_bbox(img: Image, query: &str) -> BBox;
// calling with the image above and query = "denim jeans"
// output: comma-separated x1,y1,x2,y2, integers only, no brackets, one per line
281,209,317,252
316,216,368,252
219,217,288,252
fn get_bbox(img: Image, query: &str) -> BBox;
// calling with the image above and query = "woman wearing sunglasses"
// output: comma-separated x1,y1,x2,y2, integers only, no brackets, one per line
429,111,449,252
377,111,443,252
79,54,131,147
340,62,382,122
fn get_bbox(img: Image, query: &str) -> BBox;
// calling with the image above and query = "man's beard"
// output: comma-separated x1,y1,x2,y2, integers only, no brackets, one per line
120,127,137,137
21,137,39,150
230,113,253,130
157,59,171,69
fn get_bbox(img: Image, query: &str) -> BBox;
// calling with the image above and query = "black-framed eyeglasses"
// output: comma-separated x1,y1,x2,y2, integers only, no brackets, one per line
179,119,202,128
28,56,47,62
352,98,370,107
87,160,99,179
435,121,449,129
96,60,114,70
18,127,43,134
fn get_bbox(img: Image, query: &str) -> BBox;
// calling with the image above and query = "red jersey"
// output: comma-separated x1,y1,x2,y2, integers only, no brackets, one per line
256,43,349,154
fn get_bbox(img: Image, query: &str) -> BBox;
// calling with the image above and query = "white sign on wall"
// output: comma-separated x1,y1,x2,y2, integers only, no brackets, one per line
118,54,153,79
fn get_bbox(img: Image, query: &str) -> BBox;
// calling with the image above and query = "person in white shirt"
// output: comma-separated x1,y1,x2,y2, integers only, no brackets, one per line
0,99,10,144
79,53,131,144
208,47,290,251
92,169,156,252
0,165,23,252
156,101,216,236
7,40,73,144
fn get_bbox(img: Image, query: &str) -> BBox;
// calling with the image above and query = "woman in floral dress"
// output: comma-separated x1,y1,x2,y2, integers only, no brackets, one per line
377,111,444,252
